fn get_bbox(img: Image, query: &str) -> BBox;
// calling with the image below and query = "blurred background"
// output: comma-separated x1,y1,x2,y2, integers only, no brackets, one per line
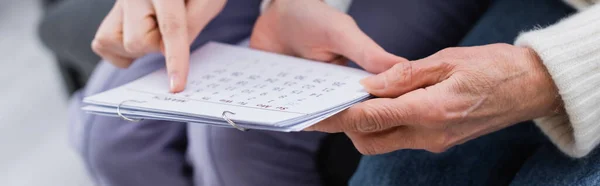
1,0,94,185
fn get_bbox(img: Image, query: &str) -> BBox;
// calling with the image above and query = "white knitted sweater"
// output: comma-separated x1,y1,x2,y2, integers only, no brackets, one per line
516,0,600,157
262,0,600,158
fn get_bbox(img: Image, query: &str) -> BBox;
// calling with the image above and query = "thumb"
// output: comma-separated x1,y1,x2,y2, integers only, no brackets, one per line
248,7,296,56
360,58,453,98
248,21,291,55
330,20,406,73
185,0,226,45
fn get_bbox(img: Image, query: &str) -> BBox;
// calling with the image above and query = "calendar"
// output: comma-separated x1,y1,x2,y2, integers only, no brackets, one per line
83,42,372,132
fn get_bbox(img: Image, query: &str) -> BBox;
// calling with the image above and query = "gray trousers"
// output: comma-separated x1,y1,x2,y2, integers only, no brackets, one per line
68,0,490,185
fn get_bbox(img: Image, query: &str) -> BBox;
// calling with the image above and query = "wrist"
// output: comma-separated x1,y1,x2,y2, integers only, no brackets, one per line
523,47,564,118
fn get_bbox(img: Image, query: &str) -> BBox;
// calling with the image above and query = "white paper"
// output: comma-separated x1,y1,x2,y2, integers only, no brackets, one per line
83,42,372,129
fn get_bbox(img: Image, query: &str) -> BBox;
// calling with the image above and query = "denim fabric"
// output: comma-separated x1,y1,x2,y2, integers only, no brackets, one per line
511,145,600,186
349,0,594,185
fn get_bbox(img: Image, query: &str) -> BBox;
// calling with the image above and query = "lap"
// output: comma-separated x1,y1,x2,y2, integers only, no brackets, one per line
187,125,325,186
69,54,192,186
350,123,546,186
511,144,600,186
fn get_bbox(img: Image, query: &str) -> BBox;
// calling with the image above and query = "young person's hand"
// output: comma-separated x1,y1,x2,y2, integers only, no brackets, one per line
250,0,405,73
92,0,227,92
308,44,563,155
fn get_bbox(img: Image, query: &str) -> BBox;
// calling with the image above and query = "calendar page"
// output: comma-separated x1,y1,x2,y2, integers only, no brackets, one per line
84,42,372,125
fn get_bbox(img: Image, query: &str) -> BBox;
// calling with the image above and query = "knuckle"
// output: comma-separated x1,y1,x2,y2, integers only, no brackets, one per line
345,106,371,132
435,60,456,75
388,99,414,122
92,34,120,52
91,39,108,55
91,38,106,50
91,40,102,53
158,16,183,35
354,103,388,132
94,33,118,46
389,62,413,86
123,37,145,54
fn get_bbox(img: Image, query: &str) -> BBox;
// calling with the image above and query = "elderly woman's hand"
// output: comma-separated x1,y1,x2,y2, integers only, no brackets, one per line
308,44,564,155
250,0,405,73
92,0,226,92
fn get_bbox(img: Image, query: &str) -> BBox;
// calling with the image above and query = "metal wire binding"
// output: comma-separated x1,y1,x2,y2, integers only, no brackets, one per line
222,111,248,131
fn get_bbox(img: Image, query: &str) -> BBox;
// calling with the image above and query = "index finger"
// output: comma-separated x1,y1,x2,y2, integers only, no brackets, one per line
153,0,189,93
329,18,406,73
306,88,434,133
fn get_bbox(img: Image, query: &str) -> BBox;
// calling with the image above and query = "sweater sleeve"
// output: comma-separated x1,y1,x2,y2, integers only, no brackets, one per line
515,4,600,158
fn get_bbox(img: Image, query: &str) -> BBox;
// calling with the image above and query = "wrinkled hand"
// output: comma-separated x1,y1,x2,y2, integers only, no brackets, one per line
249,0,405,73
92,0,226,92
308,44,563,155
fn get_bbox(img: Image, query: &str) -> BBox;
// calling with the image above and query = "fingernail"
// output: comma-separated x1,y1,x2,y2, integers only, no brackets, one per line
360,75,386,90
169,73,179,92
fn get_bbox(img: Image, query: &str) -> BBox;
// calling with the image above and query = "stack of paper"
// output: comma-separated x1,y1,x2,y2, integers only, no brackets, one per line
83,42,372,132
